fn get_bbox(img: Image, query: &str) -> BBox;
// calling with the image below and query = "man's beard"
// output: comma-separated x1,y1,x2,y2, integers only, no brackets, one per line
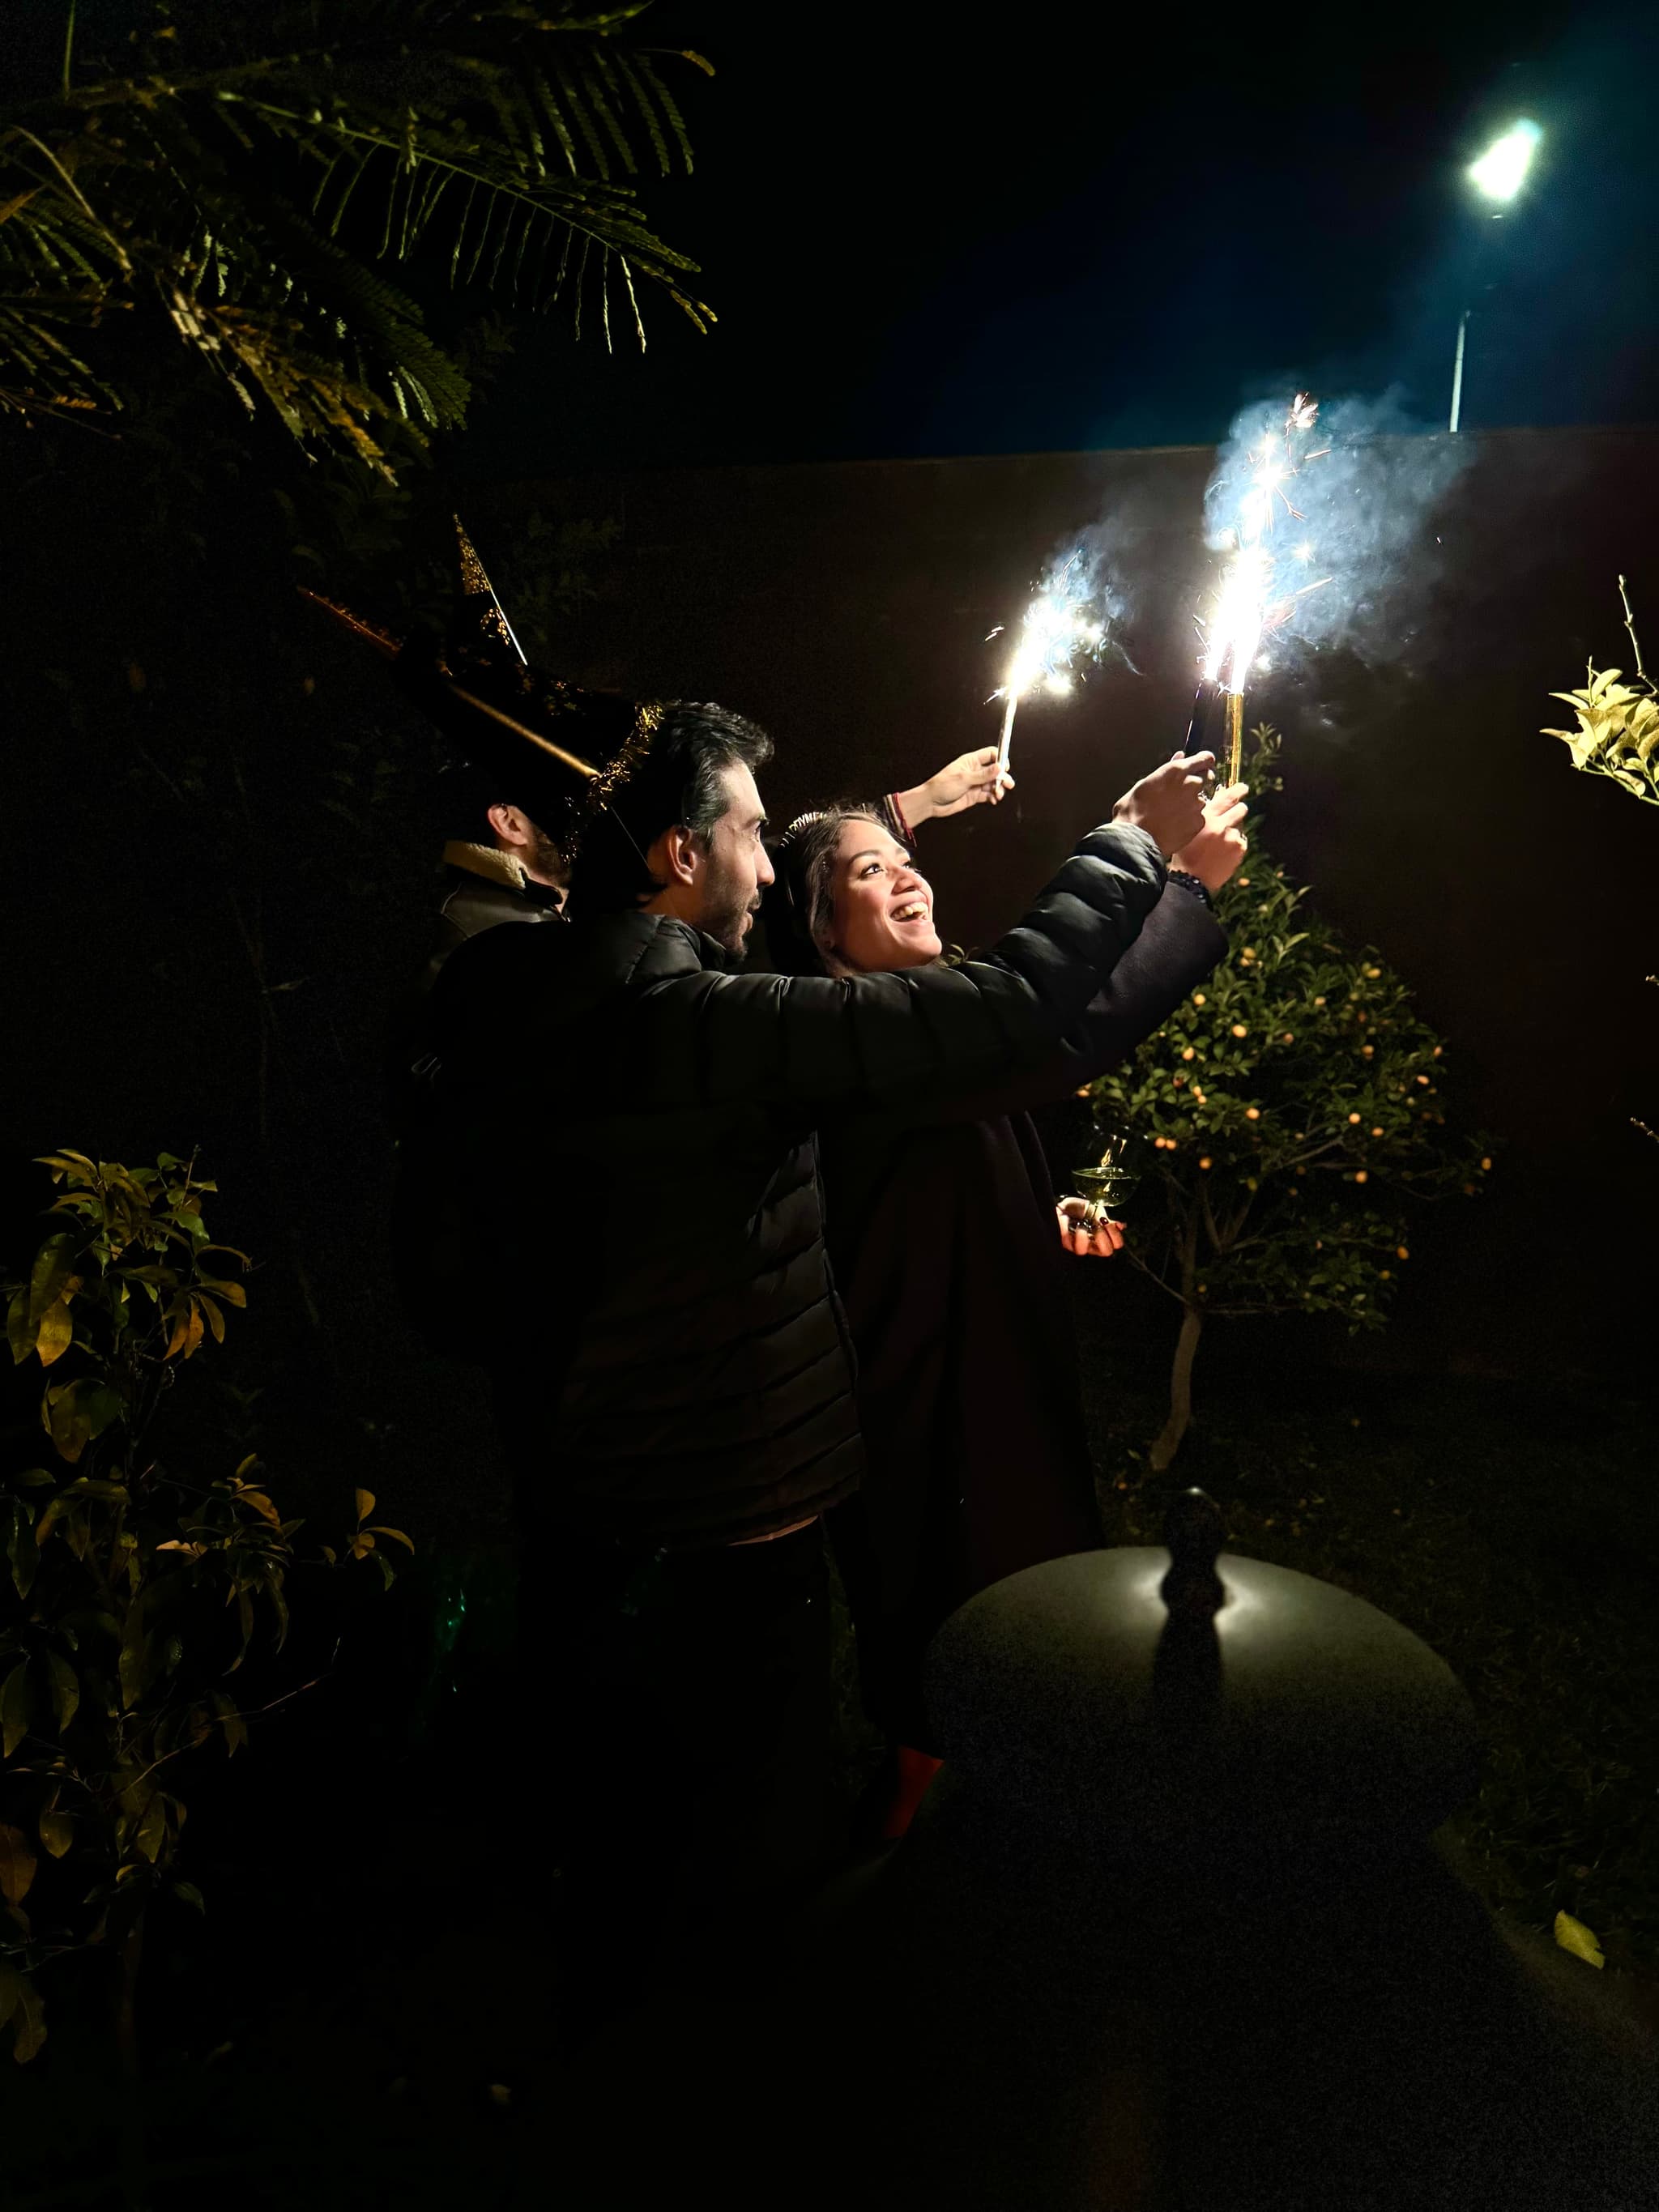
529,826,568,886
701,854,757,955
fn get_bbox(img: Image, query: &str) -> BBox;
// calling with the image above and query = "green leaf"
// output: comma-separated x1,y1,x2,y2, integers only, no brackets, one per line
45,1655,79,1735
0,1963,47,2064
212,1692,247,1758
36,1152,96,1178
4,1502,38,1600
0,1663,32,1760
117,1621,155,1714
33,1298,73,1369
354,1488,376,1526
1553,1910,1606,1969
27,1234,75,1328
36,1802,73,1860
134,1795,167,1865
6,1289,34,1366
0,1825,36,1906
43,1379,122,1464
172,1879,206,1915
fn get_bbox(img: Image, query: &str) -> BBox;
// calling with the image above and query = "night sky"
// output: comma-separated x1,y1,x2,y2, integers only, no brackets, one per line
458,0,1659,480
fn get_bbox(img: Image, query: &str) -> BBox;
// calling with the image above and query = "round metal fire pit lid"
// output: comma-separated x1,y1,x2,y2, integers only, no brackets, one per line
924,1491,1478,1857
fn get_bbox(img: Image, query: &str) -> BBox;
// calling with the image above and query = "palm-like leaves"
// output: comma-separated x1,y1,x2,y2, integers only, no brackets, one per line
0,1,712,469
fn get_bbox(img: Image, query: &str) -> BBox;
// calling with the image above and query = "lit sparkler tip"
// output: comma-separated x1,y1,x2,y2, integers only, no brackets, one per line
988,553,1107,768
1294,541,1315,563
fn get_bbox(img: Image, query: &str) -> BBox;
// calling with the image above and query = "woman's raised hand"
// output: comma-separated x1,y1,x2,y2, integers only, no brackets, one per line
1056,1199,1124,1258
902,746,1015,825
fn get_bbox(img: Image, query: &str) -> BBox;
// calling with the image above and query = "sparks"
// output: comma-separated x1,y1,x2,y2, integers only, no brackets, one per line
1196,392,1331,780
992,553,1104,775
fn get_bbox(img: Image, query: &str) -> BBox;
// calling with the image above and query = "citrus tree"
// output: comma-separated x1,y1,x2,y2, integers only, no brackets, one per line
1088,729,1490,1469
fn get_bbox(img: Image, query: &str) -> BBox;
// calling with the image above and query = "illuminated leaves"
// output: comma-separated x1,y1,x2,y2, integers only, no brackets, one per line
1553,1910,1606,1969
1543,666,1659,807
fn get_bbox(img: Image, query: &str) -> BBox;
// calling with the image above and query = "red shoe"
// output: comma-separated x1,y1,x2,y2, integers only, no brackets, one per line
878,1745,943,1841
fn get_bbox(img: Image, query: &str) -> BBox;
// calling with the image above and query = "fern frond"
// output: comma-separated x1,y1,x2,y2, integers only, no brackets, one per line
0,1,714,467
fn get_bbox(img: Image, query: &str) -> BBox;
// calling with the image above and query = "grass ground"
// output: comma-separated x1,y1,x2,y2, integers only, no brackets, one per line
1073,1319,1659,1988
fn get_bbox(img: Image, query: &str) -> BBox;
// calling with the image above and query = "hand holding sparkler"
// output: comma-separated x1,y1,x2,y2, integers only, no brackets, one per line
897,745,1014,825
1111,752,1213,857
1168,781,1250,893
988,556,1106,778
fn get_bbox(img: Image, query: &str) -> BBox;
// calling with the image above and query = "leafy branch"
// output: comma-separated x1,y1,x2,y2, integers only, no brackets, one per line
1,1150,408,2067
0,1,714,468
1542,580,1659,808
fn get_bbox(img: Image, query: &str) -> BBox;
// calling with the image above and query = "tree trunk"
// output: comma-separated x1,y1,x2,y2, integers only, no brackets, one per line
1149,1305,1205,1473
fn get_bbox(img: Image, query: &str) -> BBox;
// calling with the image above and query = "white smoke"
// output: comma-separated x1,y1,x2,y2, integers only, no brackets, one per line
1202,388,1472,669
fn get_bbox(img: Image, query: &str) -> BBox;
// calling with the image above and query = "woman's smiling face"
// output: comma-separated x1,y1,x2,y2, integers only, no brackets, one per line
819,816,943,974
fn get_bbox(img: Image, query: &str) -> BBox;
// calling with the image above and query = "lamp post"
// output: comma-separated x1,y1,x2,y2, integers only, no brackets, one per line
1449,118,1542,434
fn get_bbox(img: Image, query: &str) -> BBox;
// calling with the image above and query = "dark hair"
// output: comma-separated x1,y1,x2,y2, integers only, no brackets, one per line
568,701,774,914
439,755,514,832
761,804,889,977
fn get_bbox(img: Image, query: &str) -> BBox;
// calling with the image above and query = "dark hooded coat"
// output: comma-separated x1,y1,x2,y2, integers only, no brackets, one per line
416,822,1170,1549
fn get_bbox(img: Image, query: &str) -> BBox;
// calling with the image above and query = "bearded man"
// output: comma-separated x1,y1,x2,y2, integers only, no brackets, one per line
418,680,1209,2032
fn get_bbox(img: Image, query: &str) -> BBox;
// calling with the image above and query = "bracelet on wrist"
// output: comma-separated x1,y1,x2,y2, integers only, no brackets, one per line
885,791,916,846
1166,867,1213,910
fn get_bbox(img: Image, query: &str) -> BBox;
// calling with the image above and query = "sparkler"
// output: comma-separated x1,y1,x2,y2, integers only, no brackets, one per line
1192,393,1333,784
989,556,1104,778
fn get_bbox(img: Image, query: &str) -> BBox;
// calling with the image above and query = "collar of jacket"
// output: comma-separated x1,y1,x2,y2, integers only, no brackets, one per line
442,838,528,892
441,839,566,910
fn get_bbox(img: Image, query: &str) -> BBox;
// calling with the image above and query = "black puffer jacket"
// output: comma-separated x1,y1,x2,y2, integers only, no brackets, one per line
421,821,1166,1546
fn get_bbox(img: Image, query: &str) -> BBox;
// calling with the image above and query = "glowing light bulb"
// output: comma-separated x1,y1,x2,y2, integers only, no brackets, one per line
1469,119,1542,204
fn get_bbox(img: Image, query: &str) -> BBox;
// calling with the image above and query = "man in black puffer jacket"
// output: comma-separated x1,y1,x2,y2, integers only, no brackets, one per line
422,696,1211,2032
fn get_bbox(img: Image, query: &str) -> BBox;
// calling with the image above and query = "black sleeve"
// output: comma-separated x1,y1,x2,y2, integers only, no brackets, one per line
854,879,1228,1127
1054,879,1228,1085
632,821,1166,1110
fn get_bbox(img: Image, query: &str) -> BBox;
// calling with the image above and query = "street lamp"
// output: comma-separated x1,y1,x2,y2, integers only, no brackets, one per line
1450,120,1542,433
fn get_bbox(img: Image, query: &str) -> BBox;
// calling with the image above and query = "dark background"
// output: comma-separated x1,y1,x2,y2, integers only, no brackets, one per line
5,0,1658,1545
458,0,1659,475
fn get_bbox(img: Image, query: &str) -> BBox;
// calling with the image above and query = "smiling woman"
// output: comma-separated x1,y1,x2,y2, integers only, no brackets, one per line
761,786,1241,1830
778,811,945,975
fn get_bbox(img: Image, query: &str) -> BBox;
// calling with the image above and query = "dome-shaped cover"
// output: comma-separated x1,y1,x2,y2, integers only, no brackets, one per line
924,1491,1478,1860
